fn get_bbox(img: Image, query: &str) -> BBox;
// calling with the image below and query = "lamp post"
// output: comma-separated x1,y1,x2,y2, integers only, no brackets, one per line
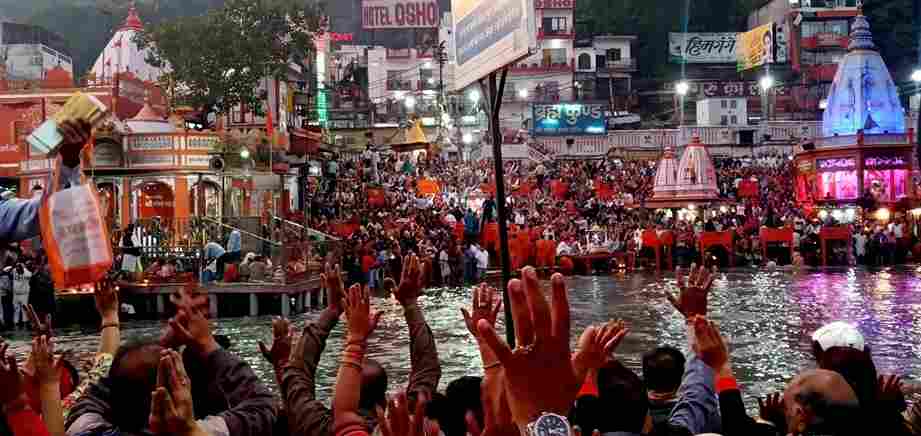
675,81,689,125
913,69,921,169
760,75,774,123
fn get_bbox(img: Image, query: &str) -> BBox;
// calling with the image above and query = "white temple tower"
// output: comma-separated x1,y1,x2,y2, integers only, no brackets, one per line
90,6,168,82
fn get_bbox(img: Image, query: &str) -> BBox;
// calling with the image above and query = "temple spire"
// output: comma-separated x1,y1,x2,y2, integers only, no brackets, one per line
848,1,876,51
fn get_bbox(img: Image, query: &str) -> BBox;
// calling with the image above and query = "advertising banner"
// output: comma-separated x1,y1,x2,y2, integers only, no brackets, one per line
532,102,606,136
361,0,440,29
452,0,537,90
737,23,774,72
668,33,738,64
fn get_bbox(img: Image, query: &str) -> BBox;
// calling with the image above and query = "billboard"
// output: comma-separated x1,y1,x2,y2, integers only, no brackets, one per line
668,33,738,64
451,0,537,90
532,103,606,136
737,23,774,71
361,0,441,29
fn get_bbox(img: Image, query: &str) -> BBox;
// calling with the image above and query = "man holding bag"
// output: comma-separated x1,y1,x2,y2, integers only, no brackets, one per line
0,120,91,243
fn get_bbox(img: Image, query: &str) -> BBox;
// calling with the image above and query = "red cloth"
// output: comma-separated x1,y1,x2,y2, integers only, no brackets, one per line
738,180,759,198
595,179,614,200
24,368,74,414
535,239,556,268
361,255,376,274
559,256,574,274
550,180,569,200
367,188,386,208
224,264,239,282
4,407,51,436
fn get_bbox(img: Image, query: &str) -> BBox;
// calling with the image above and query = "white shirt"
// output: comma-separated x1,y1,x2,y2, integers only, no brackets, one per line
854,233,867,256
557,241,573,256
894,223,904,238
475,247,489,269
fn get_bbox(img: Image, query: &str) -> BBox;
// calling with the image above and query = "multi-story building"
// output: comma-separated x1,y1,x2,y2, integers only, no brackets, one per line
573,35,638,111
747,0,860,119
0,22,73,82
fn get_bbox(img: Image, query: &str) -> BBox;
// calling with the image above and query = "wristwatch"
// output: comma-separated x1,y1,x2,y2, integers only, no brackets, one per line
524,413,573,436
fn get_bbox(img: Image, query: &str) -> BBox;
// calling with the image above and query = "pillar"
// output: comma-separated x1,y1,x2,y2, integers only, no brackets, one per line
174,176,190,240
249,293,259,317
121,178,132,228
209,294,218,318
295,292,304,312
281,294,291,318
156,294,166,317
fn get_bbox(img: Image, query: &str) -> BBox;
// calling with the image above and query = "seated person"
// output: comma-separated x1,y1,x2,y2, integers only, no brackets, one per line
250,256,269,282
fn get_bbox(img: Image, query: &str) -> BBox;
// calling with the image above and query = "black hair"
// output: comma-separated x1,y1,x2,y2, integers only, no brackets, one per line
595,361,648,434
812,343,882,412
642,346,686,394
359,358,388,411
108,340,163,432
440,376,484,436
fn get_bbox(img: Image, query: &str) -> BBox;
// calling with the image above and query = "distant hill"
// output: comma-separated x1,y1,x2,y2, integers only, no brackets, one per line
0,0,221,77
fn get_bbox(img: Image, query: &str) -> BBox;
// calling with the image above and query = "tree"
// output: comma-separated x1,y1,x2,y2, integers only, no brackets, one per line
136,0,321,129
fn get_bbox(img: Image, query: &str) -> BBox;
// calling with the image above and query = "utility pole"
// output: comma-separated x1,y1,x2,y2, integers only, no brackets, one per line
438,40,447,125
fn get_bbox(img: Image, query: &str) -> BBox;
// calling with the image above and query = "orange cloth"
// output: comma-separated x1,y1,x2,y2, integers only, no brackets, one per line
559,256,574,275
535,239,556,268
417,178,441,196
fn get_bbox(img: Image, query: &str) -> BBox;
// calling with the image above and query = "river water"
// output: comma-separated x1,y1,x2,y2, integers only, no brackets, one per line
5,267,921,404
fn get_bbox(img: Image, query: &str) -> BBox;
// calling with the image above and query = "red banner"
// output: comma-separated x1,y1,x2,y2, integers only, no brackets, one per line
138,182,174,220
738,180,759,198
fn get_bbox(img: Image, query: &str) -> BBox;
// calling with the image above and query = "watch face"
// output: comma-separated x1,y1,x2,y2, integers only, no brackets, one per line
535,414,570,436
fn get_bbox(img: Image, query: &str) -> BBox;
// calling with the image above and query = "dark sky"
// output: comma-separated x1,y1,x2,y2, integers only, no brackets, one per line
324,0,452,47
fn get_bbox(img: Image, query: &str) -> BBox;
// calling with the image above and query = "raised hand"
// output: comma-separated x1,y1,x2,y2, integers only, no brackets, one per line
392,254,425,306
757,392,785,429
0,341,24,406
461,283,502,340
167,304,217,358
25,304,53,338
475,267,580,425
94,278,120,323
343,284,382,343
322,263,345,316
877,374,906,411
149,350,198,436
667,264,717,318
691,316,731,375
32,335,60,385
378,391,440,436
57,119,92,167
572,319,629,381
258,317,293,368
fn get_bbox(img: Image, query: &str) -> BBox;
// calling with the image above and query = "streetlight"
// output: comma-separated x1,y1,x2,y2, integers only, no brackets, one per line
462,133,473,144
913,69,921,169
240,148,251,159
405,96,416,109
469,89,480,103
760,75,774,123
517,88,529,99
675,81,689,125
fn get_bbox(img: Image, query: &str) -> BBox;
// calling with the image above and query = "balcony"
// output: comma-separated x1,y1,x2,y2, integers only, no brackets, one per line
509,60,574,74
386,80,414,91
801,33,849,50
597,58,638,74
803,64,838,82
418,79,439,91
538,28,574,40
535,0,575,8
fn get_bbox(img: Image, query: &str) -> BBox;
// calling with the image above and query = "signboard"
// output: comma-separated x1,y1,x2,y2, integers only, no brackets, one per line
130,154,175,168
668,33,738,64
817,157,856,171
737,23,774,72
361,0,440,29
92,142,124,168
184,155,212,168
532,103,606,136
680,80,790,98
535,0,573,7
0,143,22,164
452,0,537,90
20,158,53,173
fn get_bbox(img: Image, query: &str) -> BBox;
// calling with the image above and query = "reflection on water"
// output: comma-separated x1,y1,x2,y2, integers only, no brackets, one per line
5,267,921,403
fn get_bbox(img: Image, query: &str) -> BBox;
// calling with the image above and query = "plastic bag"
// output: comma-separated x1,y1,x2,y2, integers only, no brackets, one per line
40,158,113,288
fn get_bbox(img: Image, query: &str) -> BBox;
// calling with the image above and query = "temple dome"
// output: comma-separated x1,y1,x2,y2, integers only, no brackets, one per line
651,146,681,200
674,136,720,201
821,13,905,138
89,6,169,82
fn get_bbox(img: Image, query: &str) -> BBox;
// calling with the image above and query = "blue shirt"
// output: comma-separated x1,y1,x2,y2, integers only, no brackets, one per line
204,242,226,260
227,230,242,253
0,165,81,243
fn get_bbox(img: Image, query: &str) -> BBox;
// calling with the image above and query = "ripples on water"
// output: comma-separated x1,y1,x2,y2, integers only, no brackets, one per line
5,267,921,404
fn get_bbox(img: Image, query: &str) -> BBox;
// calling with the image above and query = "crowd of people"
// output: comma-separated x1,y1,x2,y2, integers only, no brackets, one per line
1,259,919,436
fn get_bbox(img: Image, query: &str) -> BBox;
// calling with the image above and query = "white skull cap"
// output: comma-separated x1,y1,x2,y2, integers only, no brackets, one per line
812,321,865,351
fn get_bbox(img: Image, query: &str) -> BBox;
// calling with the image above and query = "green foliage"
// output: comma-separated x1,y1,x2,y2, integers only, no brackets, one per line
135,0,320,127
22,0,220,78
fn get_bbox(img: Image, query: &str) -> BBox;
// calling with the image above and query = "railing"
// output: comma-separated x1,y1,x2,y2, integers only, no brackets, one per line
608,129,679,148
597,59,638,73
509,61,573,73
538,28,575,39
527,144,553,162
760,121,822,142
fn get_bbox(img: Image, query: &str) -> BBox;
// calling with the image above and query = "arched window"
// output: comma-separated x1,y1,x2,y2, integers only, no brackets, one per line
577,53,592,70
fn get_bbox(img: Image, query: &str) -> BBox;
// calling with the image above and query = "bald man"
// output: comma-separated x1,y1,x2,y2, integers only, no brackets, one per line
784,369,862,436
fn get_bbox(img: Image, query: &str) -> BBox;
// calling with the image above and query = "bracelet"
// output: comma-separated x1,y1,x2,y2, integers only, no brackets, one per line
340,360,363,371
101,322,120,331
483,361,501,370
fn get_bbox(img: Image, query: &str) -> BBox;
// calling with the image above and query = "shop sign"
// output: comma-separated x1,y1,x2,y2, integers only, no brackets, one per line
668,33,738,64
532,102,606,136
129,136,175,151
20,158,53,173
184,155,212,168
817,157,855,171
864,155,907,169
93,142,124,167
362,0,440,29
130,154,175,167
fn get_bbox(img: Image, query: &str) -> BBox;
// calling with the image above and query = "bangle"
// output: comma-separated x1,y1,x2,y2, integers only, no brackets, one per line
101,322,120,331
483,361,501,371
